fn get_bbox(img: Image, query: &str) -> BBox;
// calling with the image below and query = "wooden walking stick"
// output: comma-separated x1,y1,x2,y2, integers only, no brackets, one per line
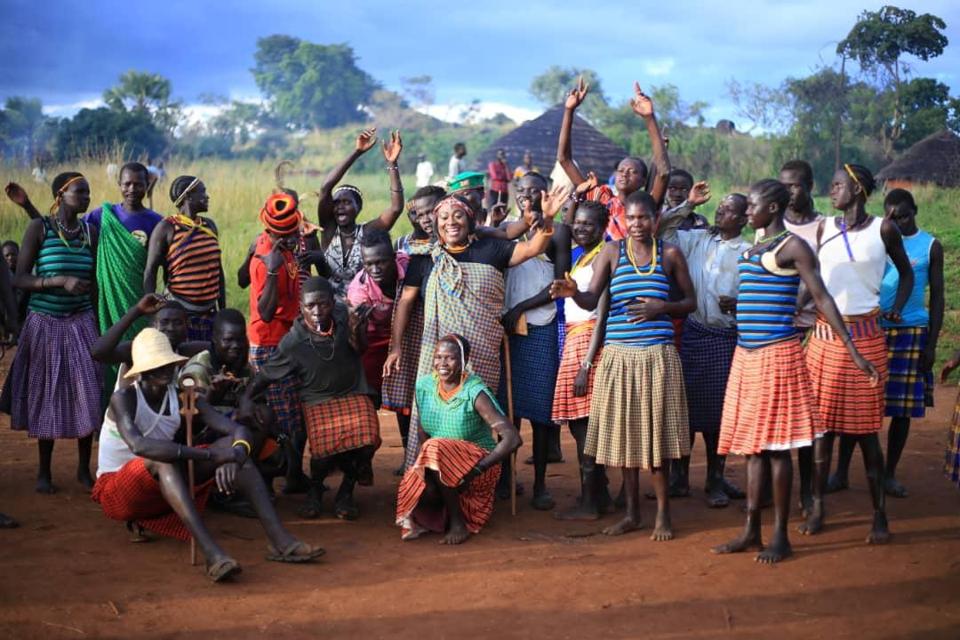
502,334,517,516
179,376,199,566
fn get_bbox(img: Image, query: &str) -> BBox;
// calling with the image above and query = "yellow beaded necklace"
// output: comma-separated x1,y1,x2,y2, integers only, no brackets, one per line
626,238,657,276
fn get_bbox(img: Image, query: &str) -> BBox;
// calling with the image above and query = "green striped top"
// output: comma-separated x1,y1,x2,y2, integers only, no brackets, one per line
28,218,94,317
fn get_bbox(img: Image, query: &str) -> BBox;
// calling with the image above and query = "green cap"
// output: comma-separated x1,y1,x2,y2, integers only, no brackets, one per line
447,171,485,193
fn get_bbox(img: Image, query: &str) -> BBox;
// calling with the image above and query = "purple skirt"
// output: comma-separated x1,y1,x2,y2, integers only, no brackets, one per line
4,310,103,439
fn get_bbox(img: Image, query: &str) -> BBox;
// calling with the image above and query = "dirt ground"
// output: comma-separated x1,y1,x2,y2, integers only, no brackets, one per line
1,351,959,640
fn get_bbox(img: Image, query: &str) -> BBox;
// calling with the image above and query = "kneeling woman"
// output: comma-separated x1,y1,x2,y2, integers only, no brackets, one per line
396,335,521,544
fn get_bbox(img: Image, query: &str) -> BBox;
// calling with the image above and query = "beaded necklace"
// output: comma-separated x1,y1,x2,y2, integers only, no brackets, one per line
571,242,603,276
626,238,657,276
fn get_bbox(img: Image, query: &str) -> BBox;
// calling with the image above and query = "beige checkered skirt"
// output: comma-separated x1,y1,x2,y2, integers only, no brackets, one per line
585,342,690,469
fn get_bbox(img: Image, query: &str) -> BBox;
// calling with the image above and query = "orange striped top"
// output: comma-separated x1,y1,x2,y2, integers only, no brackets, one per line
165,216,222,307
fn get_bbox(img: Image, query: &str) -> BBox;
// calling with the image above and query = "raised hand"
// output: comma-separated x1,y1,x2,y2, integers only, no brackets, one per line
688,181,712,207
4,182,30,207
381,129,403,164
575,171,599,196
549,274,578,299
135,293,167,315
355,128,378,153
541,184,571,221
565,75,589,110
630,82,655,119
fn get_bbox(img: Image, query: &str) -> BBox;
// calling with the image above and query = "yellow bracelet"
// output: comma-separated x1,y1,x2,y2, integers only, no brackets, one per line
232,439,252,458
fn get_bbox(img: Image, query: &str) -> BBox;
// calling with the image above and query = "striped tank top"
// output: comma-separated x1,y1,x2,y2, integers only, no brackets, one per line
736,234,799,349
605,240,673,347
29,217,94,317
165,216,222,308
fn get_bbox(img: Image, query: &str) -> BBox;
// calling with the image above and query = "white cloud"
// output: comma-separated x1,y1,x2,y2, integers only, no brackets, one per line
42,98,104,117
641,57,676,78
416,101,542,125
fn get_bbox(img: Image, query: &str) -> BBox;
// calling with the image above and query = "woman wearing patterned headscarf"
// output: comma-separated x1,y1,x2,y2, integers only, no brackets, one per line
316,129,405,298
384,186,567,472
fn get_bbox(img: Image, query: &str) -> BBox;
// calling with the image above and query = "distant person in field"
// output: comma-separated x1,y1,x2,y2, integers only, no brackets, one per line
415,153,434,188
558,77,670,241
487,148,511,207
939,347,960,492
242,276,381,521
316,128,405,299
93,328,323,583
448,142,467,180
396,335,521,544
1,240,17,274
0,239,27,327
828,188,943,499
143,176,225,342
0,257,17,530
665,169,709,230
800,164,912,545
2,172,102,494
513,149,540,182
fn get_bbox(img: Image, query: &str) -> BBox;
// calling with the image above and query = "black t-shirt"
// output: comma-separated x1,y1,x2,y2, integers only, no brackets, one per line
404,237,516,289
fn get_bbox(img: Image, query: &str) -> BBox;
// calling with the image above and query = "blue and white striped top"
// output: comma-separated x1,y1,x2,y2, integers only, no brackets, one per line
605,240,674,347
735,234,799,349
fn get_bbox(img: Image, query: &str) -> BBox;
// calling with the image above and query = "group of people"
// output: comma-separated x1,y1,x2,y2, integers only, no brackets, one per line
0,78,957,581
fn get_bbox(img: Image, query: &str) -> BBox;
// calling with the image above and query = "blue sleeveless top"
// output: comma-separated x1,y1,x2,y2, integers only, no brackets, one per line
880,228,933,328
28,217,95,317
605,240,674,347
736,234,799,349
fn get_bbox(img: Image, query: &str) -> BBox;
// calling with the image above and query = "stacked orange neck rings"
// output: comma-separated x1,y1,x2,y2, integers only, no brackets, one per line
259,192,302,236
50,175,85,213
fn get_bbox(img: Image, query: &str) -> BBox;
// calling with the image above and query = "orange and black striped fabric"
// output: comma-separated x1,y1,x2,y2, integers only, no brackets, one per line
551,320,602,423
805,311,889,435
303,394,382,458
719,339,821,455
395,437,500,539
165,217,222,307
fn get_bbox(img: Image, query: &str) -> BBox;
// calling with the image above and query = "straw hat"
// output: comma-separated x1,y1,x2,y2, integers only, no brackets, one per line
124,328,189,379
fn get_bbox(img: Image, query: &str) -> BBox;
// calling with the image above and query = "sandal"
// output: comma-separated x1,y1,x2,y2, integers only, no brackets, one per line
334,494,359,521
207,557,242,583
266,540,326,563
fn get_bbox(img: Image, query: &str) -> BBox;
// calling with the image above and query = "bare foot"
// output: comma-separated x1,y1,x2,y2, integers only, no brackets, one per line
721,478,745,500
530,490,556,511
440,519,470,545
755,530,792,564
35,476,57,494
706,484,730,509
650,512,674,541
884,477,908,498
825,473,848,494
77,468,94,491
554,502,600,521
866,512,891,545
797,500,824,536
602,516,642,536
711,529,762,554
798,493,813,518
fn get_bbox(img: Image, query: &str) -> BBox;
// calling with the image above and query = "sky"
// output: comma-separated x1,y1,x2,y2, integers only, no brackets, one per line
2,0,959,128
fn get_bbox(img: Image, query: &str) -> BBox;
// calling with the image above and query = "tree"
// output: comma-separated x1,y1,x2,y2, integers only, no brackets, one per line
252,35,379,130
725,79,792,134
400,75,434,109
530,66,609,123
54,107,166,161
0,96,56,163
838,6,949,157
103,70,182,134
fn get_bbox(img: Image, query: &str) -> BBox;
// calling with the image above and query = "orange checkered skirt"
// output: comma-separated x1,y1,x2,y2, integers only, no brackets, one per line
92,457,213,541
805,311,888,435
719,338,821,456
303,394,382,459
395,438,500,539
551,321,602,423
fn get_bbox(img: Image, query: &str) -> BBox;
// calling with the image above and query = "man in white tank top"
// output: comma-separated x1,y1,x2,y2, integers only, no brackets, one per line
92,329,323,582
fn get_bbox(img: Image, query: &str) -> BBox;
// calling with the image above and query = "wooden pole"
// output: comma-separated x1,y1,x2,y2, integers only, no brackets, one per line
502,335,517,517
179,377,199,566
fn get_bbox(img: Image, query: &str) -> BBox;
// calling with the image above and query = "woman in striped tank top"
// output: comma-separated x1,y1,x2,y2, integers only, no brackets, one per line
2,172,103,494
144,175,225,342
551,191,694,541
712,180,877,564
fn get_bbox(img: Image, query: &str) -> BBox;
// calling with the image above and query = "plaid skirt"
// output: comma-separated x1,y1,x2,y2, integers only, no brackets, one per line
719,339,821,456
92,457,213,541
946,389,960,488
552,321,602,423
303,394,382,459
885,326,934,418
586,342,690,469
4,310,102,439
382,300,424,415
805,312,888,435
186,311,215,343
396,437,500,539
249,345,303,437
500,320,559,425
680,319,737,434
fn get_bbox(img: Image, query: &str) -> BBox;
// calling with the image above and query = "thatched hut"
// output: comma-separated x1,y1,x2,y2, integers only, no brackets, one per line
876,130,960,190
473,105,628,182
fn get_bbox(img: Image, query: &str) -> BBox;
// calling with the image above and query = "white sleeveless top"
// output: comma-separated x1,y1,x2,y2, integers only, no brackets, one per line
818,215,886,316
97,382,181,477
504,254,556,326
564,261,597,325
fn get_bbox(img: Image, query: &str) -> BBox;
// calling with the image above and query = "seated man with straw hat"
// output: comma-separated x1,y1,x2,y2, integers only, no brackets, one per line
92,328,323,582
